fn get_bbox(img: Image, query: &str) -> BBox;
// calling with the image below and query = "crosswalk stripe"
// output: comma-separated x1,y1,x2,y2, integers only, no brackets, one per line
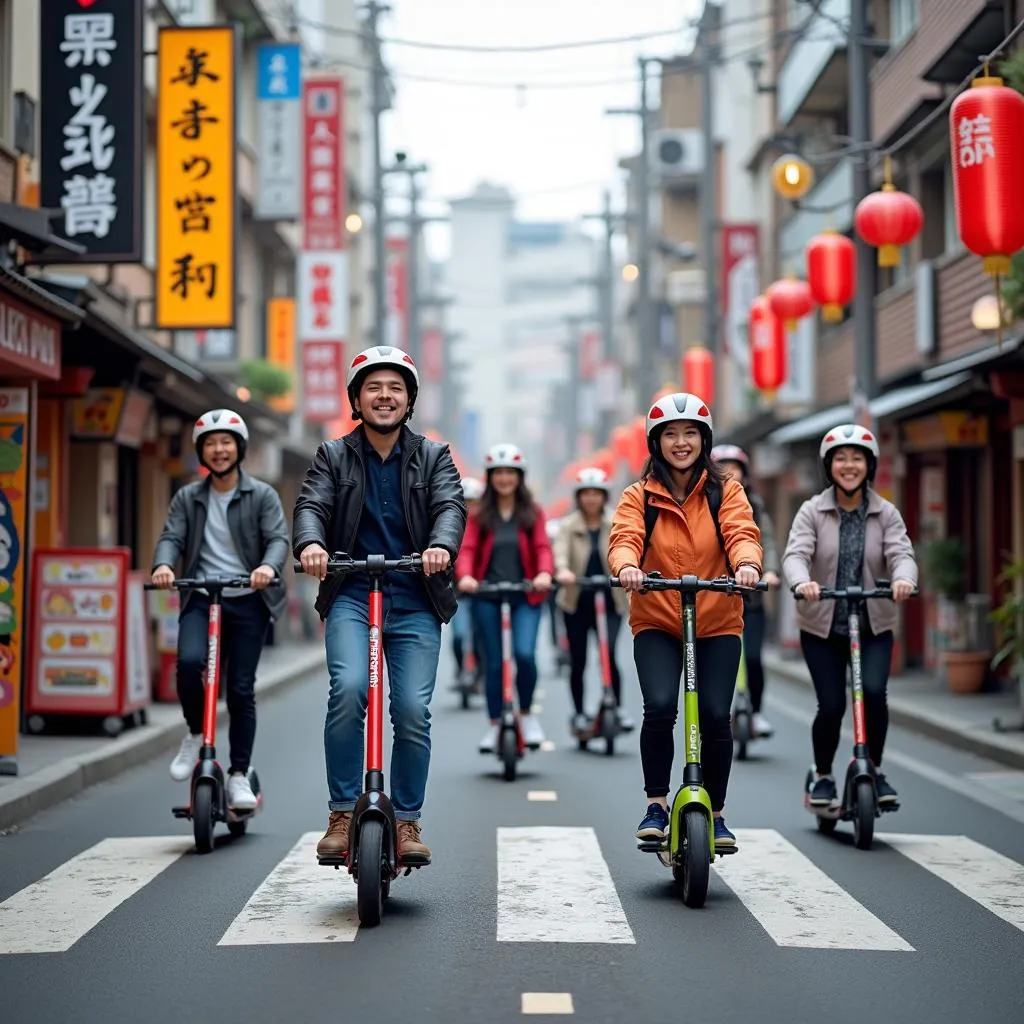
713,829,915,950
497,826,635,943
882,833,1024,934
0,836,193,955
218,832,359,946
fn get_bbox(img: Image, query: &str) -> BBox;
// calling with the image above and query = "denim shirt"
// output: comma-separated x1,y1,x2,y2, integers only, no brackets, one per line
344,435,431,613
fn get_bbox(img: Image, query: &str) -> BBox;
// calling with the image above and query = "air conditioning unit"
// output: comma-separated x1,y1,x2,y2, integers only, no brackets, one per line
652,129,705,180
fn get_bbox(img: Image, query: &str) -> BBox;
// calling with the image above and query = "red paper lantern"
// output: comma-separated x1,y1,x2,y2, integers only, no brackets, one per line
766,278,814,331
854,185,924,268
950,72,1024,277
749,295,787,397
806,231,856,323
682,345,715,406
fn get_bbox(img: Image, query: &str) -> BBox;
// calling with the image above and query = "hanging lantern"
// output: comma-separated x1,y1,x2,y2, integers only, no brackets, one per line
749,295,787,398
806,231,856,322
854,159,924,268
765,277,814,331
950,70,1024,278
682,345,715,406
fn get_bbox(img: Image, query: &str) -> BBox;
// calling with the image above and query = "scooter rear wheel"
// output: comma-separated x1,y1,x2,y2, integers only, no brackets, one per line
192,780,216,854
356,818,385,927
674,810,711,909
816,815,838,834
501,729,518,782
853,779,876,850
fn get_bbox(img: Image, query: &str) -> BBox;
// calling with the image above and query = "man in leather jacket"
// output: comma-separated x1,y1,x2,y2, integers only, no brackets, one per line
293,346,467,866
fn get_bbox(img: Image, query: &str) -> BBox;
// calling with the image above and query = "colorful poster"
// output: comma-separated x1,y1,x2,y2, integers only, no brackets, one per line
0,388,30,760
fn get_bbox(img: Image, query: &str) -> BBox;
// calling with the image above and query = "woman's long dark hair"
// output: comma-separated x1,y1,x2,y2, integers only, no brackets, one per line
641,424,725,505
477,471,538,532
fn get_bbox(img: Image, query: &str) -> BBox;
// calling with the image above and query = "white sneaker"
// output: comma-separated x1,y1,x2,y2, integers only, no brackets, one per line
521,714,546,748
479,726,498,753
226,773,258,811
753,713,773,737
169,733,202,781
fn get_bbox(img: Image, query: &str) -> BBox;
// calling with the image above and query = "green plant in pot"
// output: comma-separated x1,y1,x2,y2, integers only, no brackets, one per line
239,359,292,404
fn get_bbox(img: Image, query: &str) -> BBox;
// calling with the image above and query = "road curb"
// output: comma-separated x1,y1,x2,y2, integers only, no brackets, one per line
765,650,1024,771
0,647,324,831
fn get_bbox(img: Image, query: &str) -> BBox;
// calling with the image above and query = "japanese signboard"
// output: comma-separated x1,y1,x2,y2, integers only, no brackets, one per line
298,251,349,341
256,43,302,220
155,25,238,330
266,298,296,413
303,78,345,251
40,0,144,262
0,290,62,380
385,237,409,349
302,341,345,423
720,224,760,371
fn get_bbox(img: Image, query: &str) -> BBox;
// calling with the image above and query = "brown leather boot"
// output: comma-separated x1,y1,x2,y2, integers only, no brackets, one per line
397,820,431,863
316,811,352,860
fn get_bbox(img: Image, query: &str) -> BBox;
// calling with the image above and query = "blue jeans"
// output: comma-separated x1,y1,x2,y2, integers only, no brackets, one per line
472,596,541,720
324,593,442,820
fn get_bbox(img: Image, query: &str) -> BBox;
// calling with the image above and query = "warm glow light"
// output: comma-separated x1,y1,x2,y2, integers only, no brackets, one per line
236,386,251,401
622,263,639,282
971,294,1006,331
771,153,814,200
345,213,363,233
784,164,800,185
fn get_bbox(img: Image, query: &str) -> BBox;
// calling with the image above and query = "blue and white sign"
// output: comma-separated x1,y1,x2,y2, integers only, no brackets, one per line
255,42,302,220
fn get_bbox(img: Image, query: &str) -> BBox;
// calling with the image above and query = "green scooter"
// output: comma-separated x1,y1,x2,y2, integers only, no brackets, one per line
612,572,767,908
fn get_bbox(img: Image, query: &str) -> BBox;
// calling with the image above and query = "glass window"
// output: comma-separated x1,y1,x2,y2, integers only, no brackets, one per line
890,0,919,44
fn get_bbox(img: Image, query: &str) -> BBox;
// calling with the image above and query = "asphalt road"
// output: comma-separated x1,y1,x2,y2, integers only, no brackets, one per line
2,627,1024,1024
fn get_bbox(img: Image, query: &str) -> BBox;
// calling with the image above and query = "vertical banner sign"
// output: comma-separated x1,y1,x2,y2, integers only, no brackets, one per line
266,298,296,413
156,25,238,330
302,78,345,251
720,224,760,371
298,251,348,422
385,237,409,349
0,389,30,762
579,329,600,381
40,0,144,262
255,42,302,220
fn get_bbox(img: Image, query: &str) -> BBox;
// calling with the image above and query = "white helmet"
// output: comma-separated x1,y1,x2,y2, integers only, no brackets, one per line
346,346,419,416
646,392,714,439
485,443,527,472
461,477,485,501
819,423,879,462
193,409,249,462
710,444,749,468
574,467,610,494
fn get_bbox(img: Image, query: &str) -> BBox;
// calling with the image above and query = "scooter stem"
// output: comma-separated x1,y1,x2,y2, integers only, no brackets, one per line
202,594,222,748
849,606,868,754
681,592,702,784
594,591,613,688
366,579,385,791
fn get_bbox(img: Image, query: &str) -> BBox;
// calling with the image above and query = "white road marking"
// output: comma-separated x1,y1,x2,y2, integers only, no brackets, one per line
539,740,557,752
882,833,1024,934
522,993,574,1014
527,791,558,801
497,827,634,943
0,836,193,955
713,829,914,950
530,704,543,714
218,832,359,945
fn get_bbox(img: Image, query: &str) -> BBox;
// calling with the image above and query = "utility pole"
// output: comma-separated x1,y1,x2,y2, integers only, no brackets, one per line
383,156,428,362
848,0,877,422
564,313,584,459
364,1,390,348
698,13,720,362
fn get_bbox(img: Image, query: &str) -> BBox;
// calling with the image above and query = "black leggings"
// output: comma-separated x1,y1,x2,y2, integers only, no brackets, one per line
633,630,740,812
800,629,894,775
563,601,622,715
743,604,766,712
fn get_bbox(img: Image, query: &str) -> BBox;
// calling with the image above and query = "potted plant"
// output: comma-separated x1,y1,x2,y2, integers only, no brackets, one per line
239,359,292,404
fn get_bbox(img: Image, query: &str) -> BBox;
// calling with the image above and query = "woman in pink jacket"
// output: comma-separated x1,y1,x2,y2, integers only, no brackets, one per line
457,444,554,752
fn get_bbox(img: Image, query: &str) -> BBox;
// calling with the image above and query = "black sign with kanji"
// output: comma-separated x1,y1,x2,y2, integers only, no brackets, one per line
39,0,144,263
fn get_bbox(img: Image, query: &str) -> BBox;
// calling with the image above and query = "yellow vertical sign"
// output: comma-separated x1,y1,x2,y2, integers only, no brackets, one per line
266,298,296,412
156,26,238,330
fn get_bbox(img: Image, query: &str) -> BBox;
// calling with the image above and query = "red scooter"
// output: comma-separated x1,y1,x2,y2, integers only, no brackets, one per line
145,575,279,854
295,552,429,927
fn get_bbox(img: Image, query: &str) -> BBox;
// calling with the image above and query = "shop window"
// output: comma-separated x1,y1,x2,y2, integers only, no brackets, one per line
890,0,919,44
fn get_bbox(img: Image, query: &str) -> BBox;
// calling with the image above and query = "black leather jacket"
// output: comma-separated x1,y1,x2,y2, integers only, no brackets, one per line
292,425,467,622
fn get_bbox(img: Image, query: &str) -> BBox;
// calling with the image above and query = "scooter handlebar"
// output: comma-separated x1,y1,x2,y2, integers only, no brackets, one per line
292,552,424,576
144,576,282,591
794,579,919,601
573,575,614,589
471,580,536,595
610,573,769,594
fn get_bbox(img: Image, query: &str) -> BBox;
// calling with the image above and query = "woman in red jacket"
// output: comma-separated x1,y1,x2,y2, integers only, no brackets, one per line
457,443,554,752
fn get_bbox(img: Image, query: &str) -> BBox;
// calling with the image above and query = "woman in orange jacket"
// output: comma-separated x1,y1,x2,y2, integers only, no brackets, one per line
608,393,763,848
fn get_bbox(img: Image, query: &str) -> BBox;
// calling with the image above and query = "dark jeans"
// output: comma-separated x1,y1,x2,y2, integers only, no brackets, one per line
473,595,542,720
634,629,740,812
743,604,766,712
177,592,270,774
800,628,894,775
563,600,622,715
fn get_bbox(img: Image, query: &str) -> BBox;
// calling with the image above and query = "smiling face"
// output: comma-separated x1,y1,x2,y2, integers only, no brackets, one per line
355,369,410,431
830,446,869,491
489,467,520,497
201,432,239,475
658,422,702,472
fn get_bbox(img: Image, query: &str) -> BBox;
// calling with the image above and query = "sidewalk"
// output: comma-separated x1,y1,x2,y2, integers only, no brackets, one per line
764,646,1024,769
0,642,325,831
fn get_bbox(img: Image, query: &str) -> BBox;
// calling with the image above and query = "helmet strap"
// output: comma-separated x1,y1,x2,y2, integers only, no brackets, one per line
202,458,240,481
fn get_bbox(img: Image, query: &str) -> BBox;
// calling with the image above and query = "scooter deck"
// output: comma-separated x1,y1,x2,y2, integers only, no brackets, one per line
317,854,431,870
808,799,901,821
636,838,739,856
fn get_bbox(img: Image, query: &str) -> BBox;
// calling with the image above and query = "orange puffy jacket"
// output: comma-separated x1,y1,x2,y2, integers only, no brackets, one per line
608,472,763,639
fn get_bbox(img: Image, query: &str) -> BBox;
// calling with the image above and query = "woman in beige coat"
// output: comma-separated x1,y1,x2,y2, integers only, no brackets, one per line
782,424,917,810
554,467,633,735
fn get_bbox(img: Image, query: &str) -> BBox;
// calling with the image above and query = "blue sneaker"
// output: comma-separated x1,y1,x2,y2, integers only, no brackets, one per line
714,816,736,847
635,803,669,840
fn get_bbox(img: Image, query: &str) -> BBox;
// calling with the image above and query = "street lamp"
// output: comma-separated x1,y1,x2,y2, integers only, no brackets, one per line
971,294,1008,332
771,154,815,200
622,263,639,283
346,213,363,234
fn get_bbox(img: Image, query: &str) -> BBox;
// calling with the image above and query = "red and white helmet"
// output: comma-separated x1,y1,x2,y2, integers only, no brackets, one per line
485,443,527,472
646,392,714,439
710,444,749,467
574,467,610,494
346,346,419,410
193,409,249,461
461,477,485,501
819,423,879,462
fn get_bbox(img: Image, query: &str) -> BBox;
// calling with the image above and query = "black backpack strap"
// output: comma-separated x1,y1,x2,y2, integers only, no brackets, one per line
640,496,659,568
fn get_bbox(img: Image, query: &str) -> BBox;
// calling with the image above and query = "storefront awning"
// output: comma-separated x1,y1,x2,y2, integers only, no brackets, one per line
0,265,84,326
767,371,975,446
921,333,1024,381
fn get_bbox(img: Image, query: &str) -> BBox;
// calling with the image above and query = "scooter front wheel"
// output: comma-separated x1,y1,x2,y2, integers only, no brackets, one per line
733,713,751,761
853,779,876,850
356,818,385,927
192,780,216,854
673,810,711,909
501,728,518,782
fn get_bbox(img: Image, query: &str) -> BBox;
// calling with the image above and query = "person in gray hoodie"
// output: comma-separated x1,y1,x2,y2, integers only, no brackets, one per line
782,424,917,809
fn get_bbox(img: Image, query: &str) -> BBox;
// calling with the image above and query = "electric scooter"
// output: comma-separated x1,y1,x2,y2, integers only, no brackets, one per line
474,580,540,782
612,572,768,908
796,579,917,851
295,552,429,928
144,575,279,854
731,636,755,761
452,600,482,710
570,575,630,756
